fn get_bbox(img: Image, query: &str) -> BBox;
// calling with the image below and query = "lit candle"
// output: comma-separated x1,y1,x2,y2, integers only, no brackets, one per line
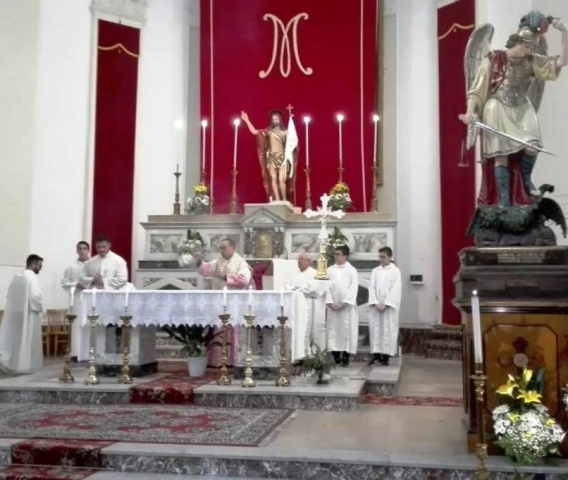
125,290,129,309
92,287,97,309
471,290,483,364
303,116,311,168
233,118,241,170
69,287,76,309
280,289,284,308
248,285,253,308
223,286,228,307
174,119,184,172
201,119,208,172
372,114,379,165
336,114,344,168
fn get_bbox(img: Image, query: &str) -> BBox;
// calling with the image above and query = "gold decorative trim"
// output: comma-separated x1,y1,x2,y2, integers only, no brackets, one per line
98,43,139,58
438,23,474,41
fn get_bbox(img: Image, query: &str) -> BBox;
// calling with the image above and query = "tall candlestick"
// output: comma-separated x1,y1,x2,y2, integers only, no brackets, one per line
125,290,129,309
471,290,483,364
69,287,76,309
223,286,228,307
92,287,97,309
201,120,208,172
174,119,184,173
280,289,284,308
336,114,344,168
303,116,311,168
372,114,379,165
233,118,240,170
248,285,253,308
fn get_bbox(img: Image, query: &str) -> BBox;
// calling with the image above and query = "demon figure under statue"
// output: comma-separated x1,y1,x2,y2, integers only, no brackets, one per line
461,11,568,246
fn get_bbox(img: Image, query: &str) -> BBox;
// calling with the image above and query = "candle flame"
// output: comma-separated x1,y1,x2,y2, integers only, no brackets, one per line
472,290,478,296
201,120,208,128
372,114,380,122
336,114,345,122
303,116,311,124
233,118,241,126
174,119,184,130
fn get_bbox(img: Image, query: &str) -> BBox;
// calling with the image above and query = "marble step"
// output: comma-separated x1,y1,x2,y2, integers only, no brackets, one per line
430,326,463,341
88,474,293,480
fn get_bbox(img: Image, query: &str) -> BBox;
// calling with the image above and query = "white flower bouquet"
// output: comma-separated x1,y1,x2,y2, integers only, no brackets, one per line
177,230,204,267
186,183,211,214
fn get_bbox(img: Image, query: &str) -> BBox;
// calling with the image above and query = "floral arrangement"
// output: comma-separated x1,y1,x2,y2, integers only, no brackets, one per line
328,182,352,211
492,368,564,465
300,343,336,384
177,229,204,267
186,183,211,214
326,226,349,264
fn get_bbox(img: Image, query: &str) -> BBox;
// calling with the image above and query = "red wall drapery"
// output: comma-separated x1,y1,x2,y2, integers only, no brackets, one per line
92,20,140,268
201,0,378,213
437,0,476,325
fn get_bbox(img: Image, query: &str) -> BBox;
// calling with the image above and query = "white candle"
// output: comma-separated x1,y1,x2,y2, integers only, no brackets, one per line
201,119,208,171
233,118,241,170
280,289,284,308
69,287,76,309
92,287,97,309
174,119,184,173
303,116,311,168
471,290,483,364
248,285,253,308
372,114,379,165
125,290,129,309
223,286,228,307
336,114,344,168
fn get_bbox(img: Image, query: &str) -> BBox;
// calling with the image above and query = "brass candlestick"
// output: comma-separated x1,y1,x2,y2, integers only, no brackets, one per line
59,311,76,383
85,308,100,385
200,168,206,184
371,164,379,212
338,165,344,183
173,170,182,215
304,166,312,210
230,169,239,214
118,311,133,384
471,363,489,480
241,309,256,388
217,311,232,385
315,240,329,280
275,307,290,387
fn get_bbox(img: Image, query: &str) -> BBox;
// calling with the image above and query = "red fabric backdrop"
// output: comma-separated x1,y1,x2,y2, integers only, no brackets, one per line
437,0,475,325
201,0,378,213
92,21,140,268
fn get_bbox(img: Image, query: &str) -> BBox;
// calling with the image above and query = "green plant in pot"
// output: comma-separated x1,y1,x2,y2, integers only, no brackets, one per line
162,324,225,378
301,343,336,385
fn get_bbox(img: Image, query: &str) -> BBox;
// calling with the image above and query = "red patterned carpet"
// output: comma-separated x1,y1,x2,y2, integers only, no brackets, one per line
363,393,463,407
0,404,293,446
0,465,99,480
11,439,111,468
129,372,217,404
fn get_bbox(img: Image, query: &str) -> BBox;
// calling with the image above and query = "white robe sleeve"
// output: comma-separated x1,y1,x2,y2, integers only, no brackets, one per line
60,265,76,291
384,268,402,310
103,258,128,290
78,259,96,288
368,268,379,306
28,276,43,314
342,267,359,306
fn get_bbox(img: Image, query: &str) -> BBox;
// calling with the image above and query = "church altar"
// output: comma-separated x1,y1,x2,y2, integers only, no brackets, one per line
80,289,308,375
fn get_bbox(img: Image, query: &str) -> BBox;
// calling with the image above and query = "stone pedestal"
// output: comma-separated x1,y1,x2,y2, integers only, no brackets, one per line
453,246,568,456
95,325,158,377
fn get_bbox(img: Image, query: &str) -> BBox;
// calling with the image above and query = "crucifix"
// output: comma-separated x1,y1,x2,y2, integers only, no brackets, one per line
286,103,294,117
304,193,345,280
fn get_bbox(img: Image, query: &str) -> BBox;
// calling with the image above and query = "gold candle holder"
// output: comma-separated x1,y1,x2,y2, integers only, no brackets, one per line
85,308,100,385
59,312,76,383
304,167,312,210
337,165,344,184
315,241,329,280
118,312,133,384
217,310,232,385
471,363,489,480
241,309,256,388
275,307,290,387
230,169,239,214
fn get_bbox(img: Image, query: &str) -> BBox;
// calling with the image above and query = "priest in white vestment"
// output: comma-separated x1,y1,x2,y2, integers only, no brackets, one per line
293,253,327,352
325,245,359,367
0,255,44,374
368,246,402,366
197,238,252,366
60,241,90,358
77,234,133,361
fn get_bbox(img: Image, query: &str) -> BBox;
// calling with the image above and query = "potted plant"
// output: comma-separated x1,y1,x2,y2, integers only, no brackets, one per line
301,343,336,385
162,325,224,378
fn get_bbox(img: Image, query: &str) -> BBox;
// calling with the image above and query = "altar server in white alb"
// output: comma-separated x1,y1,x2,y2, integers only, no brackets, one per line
293,253,327,352
60,241,90,358
326,245,359,367
0,255,44,374
368,246,402,366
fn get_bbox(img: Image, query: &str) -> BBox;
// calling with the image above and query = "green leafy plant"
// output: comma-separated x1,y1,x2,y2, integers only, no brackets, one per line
301,343,336,384
162,324,226,358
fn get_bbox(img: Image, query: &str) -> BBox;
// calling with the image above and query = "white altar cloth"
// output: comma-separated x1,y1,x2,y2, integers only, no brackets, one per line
80,290,307,361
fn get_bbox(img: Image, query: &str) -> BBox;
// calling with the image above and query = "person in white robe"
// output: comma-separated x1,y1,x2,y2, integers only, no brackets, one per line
60,241,90,358
0,255,44,374
368,246,402,366
77,234,133,361
196,238,252,366
325,245,359,367
293,253,327,353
